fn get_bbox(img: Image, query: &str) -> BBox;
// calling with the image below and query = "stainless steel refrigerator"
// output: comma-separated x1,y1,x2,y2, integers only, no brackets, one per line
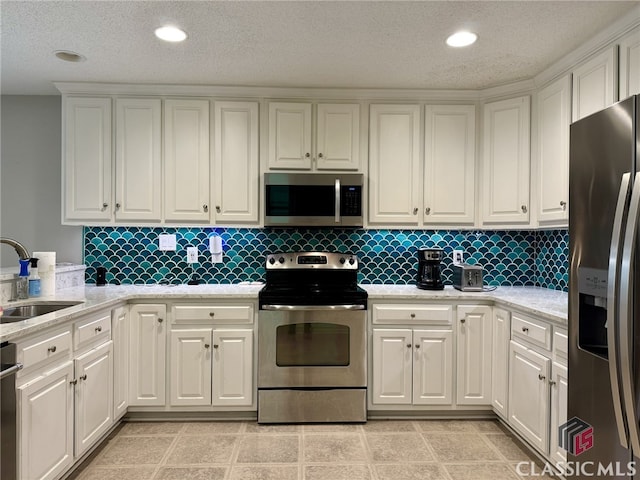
569,94,640,477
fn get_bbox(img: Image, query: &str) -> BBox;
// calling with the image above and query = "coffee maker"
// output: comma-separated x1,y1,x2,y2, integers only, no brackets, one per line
416,248,444,290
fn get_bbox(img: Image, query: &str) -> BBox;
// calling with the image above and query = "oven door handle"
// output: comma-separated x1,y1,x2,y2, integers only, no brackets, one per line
261,304,366,311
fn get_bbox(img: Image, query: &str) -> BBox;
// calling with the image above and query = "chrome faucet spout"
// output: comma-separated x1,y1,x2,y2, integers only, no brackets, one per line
0,238,30,261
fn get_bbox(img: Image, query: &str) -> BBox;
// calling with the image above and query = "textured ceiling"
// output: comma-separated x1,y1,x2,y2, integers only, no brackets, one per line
1,1,638,95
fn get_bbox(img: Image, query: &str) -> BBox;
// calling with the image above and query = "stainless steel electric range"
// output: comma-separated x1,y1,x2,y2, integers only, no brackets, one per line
257,251,368,423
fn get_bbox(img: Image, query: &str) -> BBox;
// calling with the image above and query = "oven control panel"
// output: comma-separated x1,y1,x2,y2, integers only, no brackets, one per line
266,252,358,269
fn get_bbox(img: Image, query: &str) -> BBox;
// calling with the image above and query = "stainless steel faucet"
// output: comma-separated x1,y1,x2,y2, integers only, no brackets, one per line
0,238,30,261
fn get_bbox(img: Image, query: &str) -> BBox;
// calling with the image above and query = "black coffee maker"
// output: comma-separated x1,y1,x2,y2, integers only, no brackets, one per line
416,248,444,290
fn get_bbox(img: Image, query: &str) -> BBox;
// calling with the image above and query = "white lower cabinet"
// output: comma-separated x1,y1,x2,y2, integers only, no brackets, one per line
18,361,74,480
372,328,452,405
170,328,213,406
456,305,492,405
212,329,253,406
508,340,551,453
491,307,511,417
549,360,569,464
112,305,129,420
129,304,167,406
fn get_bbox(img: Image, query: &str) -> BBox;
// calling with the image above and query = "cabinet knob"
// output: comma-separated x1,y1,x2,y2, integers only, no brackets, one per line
538,374,546,381
410,313,416,319
560,201,567,210
115,202,121,210
521,205,528,213
70,379,77,385
549,380,557,386
415,344,420,349
213,344,219,349
425,207,431,215
522,327,529,333
204,344,210,349
80,374,87,381
158,318,163,323
209,312,215,317
101,202,108,211
318,153,324,158
95,326,102,333
216,206,221,213
460,318,466,324
203,204,209,212
304,152,311,158
406,344,412,348
48,345,57,353
413,208,418,215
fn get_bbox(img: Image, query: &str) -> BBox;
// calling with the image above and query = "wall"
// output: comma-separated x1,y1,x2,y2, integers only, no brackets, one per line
84,227,569,291
0,96,83,267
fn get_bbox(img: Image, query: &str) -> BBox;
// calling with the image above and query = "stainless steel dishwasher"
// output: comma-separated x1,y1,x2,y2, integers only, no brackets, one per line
1,342,22,480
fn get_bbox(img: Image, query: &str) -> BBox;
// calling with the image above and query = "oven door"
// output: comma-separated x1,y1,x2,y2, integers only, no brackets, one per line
258,306,366,388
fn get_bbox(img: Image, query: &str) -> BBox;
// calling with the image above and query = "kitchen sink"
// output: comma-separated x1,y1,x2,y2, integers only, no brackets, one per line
1,301,83,324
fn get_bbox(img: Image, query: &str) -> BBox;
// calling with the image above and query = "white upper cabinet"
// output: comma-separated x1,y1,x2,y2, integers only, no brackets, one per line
214,101,259,223
164,99,210,222
619,25,640,98
268,102,313,169
315,103,360,170
572,46,618,121
115,98,162,221
268,102,360,171
536,75,571,225
63,97,112,222
424,105,476,225
369,104,421,224
482,96,531,224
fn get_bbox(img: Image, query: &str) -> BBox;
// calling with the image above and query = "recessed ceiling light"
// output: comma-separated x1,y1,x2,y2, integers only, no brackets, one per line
446,31,478,48
155,26,187,43
54,50,86,62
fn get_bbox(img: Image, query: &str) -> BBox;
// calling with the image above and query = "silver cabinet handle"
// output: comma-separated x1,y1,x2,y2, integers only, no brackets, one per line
415,344,420,349
521,327,529,333
95,326,102,333
560,201,567,210
318,153,324,158
521,205,528,213
204,344,210,349
115,203,121,210
158,318,163,323
48,346,57,353
216,206,221,213
213,344,219,349
70,379,77,385
80,374,87,381
209,312,215,317
413,208,418,215
101,202,108,211
425,207,431,215
460,318,466,324
410,313,415,319
304,153,311,158
538,374,546,381
406,344,412,348
549,380,557,386
203,204,209,212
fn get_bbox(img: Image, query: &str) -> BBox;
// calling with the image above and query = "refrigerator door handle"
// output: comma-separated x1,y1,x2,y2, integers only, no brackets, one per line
620,171,640,455
608,172,632,448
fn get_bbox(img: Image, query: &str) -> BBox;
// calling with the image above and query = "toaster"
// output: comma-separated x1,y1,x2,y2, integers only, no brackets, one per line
452,264,484,291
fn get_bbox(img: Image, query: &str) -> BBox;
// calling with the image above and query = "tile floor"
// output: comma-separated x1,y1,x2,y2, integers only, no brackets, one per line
69,419,551,480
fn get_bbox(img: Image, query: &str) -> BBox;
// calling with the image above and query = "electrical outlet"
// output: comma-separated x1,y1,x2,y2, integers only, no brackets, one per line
453,250,464,265
186,246,198,264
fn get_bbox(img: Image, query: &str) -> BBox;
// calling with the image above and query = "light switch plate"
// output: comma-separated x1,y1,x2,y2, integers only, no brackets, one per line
158,234,177,251
186,246,198,264
453,250,464,265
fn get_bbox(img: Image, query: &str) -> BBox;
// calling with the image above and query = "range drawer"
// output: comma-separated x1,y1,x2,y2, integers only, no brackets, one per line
173,304,254,324
511,312,551,351
18,327,72,373
74,310,112,350
372,304,452,325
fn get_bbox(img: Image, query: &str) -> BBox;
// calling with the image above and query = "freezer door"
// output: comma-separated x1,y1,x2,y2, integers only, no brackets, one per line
569,96,636,474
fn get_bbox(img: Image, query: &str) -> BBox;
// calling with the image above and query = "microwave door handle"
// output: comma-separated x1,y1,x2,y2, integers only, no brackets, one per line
619,172,640,454
335,178,341,223
607,172,632,448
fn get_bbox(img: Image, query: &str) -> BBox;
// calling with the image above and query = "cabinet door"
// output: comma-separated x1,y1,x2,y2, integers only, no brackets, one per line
424,105,475,225
572,46,617,121
214,101,259,223
164,99,210,222
129,304,166,406
63,97,112,222
491,307,511,418
620,26,640,98
508,340,551,453
316,103,360,170
18,361,74,480
372,328,412,404
369,104,421,224
112,306,129,420
537,75,571,224
170,328,212,406
456,305,492,405
268,102,312,169
413,329,453,405
115,98,162,221
74,341,113,457
212,329,253,406
482,96,531,224
549,361,568,464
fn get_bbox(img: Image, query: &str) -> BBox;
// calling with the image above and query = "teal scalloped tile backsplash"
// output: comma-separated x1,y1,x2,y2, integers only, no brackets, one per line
83,227,568,291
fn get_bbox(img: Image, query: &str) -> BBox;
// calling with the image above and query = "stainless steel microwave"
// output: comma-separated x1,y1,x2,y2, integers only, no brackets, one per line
264,173,363,227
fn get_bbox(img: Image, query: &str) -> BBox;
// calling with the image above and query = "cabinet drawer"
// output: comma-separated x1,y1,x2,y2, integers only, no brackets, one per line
511,313,551,351
74,311,112,350
372,304,452,325
553,328,568,360
18,327,72,372
173,305,254,324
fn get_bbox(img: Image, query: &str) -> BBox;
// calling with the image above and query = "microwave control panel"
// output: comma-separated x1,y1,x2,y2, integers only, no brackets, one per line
341,186,362,216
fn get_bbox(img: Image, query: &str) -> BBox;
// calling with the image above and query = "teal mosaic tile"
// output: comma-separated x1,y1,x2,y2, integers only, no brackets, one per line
535,229,568,292
83,227,558,288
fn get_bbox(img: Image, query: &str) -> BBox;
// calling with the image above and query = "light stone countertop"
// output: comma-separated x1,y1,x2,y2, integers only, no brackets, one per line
0,283,568,343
